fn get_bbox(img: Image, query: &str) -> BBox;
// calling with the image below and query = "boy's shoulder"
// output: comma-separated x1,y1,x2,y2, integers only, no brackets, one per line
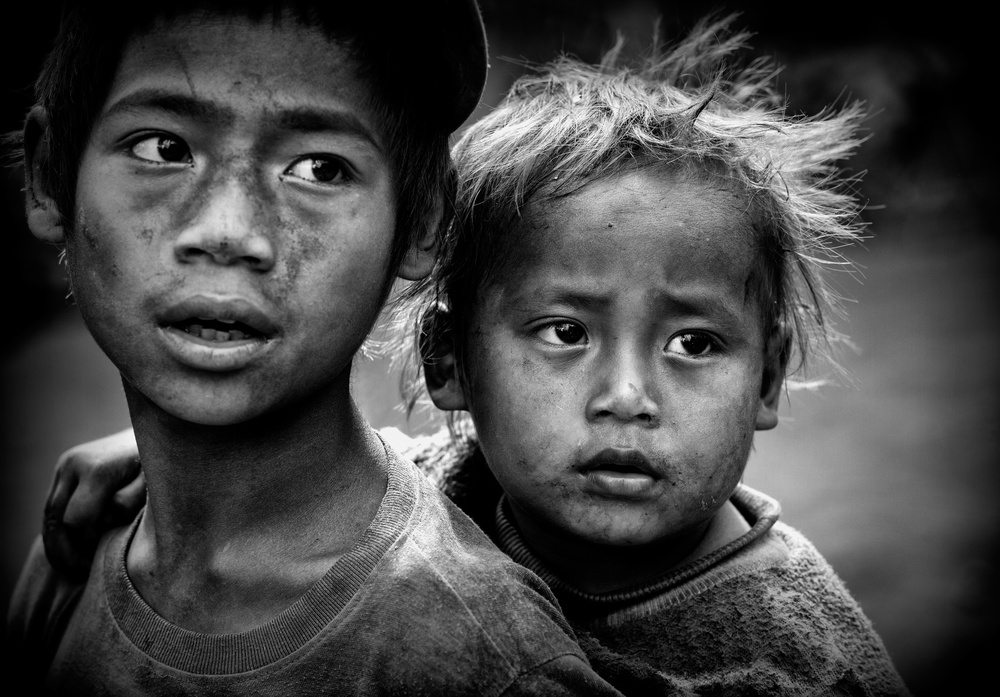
6,536,89,683
378,435,587,670
9,439,614,696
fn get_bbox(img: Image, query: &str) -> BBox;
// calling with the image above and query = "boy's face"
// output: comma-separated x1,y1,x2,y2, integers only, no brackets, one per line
35,14,429,425
458,168,781,549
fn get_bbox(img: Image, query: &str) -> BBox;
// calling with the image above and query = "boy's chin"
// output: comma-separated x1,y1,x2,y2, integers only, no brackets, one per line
124,380,277,428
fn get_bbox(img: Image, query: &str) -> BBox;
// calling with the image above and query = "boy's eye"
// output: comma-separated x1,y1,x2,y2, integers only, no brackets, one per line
130,135,192,164
284,156,350,185
537,321,588,346
666,332,716,357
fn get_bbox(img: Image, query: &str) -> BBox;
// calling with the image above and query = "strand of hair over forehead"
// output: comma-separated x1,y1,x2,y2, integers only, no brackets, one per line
446,14,868,384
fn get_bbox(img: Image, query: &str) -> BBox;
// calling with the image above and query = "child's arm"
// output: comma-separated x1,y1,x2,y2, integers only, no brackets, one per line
42,428,145,580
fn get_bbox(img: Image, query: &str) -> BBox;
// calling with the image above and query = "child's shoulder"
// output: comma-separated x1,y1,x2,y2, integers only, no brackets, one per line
591,485,911,695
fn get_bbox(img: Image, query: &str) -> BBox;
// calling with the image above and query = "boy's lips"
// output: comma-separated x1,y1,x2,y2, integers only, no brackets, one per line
156,296,279,371
578,448,662,498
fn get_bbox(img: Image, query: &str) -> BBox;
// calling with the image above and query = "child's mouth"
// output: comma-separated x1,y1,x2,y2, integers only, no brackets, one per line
580,449,661,497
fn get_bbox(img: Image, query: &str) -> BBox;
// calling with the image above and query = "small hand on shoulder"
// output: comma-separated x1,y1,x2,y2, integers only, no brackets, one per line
44,428,144,580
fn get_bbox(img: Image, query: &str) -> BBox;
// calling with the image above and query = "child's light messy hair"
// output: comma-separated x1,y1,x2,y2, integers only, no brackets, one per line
398,14,867,419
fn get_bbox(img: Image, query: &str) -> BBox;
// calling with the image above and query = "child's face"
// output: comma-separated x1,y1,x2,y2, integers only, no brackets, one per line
459,168,780,549
43,14,431,425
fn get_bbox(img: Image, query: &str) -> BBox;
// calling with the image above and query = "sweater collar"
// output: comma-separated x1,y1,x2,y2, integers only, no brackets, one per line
493,484,780,615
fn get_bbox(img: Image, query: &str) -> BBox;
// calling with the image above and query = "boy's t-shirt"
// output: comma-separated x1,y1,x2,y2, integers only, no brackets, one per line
400,428,913,697
7,438,620,696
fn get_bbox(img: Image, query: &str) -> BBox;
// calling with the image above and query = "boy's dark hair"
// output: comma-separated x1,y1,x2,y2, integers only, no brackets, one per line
30,0,487,276
402,14,867,417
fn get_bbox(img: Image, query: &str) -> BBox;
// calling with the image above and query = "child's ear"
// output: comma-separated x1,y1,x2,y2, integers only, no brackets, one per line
420,304,468,411
396,194,443,281
23,107,66,244
755,323,791,431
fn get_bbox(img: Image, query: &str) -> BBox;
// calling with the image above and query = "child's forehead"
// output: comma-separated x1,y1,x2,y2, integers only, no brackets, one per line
522,167,756,255
488,168,761,312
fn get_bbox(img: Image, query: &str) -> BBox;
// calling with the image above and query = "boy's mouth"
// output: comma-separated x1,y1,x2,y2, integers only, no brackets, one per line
157,295,280,371
159,296,278,343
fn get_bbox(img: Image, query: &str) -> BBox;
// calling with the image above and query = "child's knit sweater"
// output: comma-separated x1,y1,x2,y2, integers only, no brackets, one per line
392,427,912,697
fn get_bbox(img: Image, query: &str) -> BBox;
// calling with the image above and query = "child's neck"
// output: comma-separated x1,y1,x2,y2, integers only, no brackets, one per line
511,500,751,595
121,370,387,633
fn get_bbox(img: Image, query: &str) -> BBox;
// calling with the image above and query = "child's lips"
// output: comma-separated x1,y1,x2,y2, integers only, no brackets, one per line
578,448,662,498
156,295,279,371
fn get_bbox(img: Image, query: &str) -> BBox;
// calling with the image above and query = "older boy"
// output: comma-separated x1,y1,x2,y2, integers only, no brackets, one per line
7,2,622,694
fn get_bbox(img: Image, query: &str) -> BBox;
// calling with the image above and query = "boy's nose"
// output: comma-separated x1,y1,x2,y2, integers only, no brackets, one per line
174,181,276,271
585,349,660,427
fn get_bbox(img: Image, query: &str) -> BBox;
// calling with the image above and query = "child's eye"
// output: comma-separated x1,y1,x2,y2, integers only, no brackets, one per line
284,156,351,185
666,332,717,357
537,321,588,346
130,135,192,164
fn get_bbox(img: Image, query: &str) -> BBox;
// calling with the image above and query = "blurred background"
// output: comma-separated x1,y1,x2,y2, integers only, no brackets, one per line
2,1,995,693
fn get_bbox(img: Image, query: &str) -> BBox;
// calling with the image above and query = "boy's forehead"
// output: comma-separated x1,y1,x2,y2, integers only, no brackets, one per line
119,14,360,92
103,15,379,136
61,1,488,132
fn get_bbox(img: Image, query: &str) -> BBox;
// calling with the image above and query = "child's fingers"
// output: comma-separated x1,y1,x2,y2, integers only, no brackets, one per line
41,429,141,579
62,457,140,528
44,468,80,531
112,470,147,520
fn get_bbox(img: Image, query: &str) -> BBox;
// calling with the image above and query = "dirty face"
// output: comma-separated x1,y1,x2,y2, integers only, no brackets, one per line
68,13,397,425
461,168,774,548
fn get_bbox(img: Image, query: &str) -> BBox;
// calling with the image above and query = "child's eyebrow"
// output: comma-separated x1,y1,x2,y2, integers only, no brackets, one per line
519,288,611,312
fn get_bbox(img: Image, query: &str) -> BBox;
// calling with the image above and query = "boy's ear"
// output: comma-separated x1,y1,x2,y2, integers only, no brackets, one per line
420,304,468,411
396,194,443,281
755,323,791,431
23,107,66,244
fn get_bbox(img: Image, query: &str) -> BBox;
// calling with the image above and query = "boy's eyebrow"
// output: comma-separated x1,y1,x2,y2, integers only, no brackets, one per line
101,90,382,152
275,108,383,153
102,89,234,124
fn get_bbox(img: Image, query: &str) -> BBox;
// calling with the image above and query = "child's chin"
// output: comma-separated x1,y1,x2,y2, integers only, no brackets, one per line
564,510,675,548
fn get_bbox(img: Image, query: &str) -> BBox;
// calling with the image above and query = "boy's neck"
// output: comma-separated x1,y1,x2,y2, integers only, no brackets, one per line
510,500,751,595
121,368,388,633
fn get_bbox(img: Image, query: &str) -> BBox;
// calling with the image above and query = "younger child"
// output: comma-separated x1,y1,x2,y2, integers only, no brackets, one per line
34,16,911,696
6,2,623,694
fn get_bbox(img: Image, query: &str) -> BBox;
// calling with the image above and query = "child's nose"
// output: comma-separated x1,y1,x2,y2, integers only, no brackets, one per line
173,180,276,271
585,350,660,427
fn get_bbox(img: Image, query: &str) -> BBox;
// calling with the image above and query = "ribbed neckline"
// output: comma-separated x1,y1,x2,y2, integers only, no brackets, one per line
105,435,417,674
494,484,780,611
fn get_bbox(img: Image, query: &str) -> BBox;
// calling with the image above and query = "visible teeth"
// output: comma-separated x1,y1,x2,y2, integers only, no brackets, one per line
179,321,256,342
